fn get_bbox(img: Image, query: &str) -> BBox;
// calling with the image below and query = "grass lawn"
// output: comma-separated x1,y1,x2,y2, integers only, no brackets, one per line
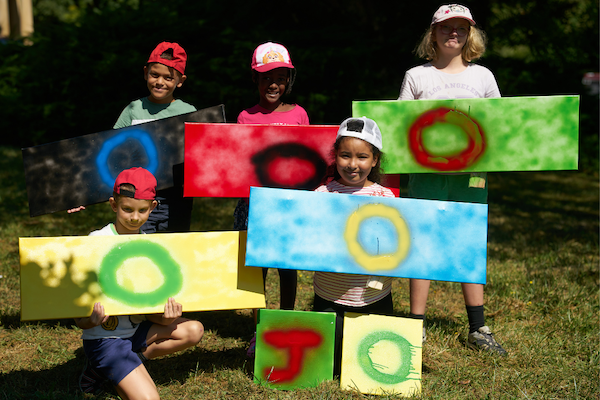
0,145,598,399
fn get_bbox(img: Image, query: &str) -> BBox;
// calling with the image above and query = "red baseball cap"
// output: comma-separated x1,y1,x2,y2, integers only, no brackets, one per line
113,167,157,200
147,42,187,75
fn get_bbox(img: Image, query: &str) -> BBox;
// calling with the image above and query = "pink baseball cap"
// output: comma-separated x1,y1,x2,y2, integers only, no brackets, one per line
147,42,187,75
251,42,294,72
113,167,157,200
432,4,476,26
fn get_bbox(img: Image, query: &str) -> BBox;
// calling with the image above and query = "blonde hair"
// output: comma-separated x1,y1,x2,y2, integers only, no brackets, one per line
415,24,487,62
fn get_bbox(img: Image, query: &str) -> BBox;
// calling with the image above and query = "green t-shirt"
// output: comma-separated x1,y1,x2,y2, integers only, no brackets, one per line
113,97,197,129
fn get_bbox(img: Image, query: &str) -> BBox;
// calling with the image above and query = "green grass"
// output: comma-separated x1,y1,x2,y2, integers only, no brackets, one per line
0,145,598,399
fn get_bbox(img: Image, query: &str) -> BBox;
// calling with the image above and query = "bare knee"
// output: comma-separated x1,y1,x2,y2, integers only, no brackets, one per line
185,320,204,345
118,391,160,400
115,365,160,400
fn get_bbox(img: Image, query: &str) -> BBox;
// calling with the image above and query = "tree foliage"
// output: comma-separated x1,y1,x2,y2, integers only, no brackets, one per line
1,0,597,167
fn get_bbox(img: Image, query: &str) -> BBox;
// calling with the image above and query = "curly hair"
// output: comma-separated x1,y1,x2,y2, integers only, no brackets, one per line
415,24,487,62
320,136,385,185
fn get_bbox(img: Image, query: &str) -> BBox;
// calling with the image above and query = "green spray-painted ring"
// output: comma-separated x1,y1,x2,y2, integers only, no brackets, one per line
357,331,413,384
99,240,183,307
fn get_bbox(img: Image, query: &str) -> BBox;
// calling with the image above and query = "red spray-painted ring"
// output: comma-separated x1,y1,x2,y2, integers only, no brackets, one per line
408,107,485,171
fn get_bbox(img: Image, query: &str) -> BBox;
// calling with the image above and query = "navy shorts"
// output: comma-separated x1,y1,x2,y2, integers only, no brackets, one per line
83,320,153,385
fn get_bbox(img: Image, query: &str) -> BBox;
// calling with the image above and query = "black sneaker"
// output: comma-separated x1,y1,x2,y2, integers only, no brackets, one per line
79,358,106,395
467,326,507,356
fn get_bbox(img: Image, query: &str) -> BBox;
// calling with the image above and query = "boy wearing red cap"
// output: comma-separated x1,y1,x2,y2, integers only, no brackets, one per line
113,41,196,234
114,42,195,127
76,167,204,397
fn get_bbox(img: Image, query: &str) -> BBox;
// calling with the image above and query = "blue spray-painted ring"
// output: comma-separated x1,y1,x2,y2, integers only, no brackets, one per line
96,129,159,188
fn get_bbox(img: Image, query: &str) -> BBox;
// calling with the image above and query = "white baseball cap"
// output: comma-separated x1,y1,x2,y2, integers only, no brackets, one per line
336,117,383,150
432,4,476,26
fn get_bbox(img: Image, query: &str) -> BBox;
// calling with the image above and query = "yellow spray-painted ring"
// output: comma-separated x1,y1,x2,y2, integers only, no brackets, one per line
344,204,410,271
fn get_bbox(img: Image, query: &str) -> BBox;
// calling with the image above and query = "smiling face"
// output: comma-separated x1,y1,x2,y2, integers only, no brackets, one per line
144,63,186,104
255,67,290,110
335,137,378,187
110,195,157,234
433,18,470,55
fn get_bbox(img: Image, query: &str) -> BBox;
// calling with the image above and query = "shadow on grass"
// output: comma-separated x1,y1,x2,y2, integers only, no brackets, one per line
0,345,250,399
487,171,599,254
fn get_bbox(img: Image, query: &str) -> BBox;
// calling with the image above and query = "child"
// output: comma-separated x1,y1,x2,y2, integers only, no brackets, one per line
399,4,506,355
313,117,395,376
235,41,309,357
75,167,204,397
70,42,196,234
236,42,309,308
237,41,309,125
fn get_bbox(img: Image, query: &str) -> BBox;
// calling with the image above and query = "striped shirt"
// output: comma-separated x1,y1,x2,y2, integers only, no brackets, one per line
313,180,395,307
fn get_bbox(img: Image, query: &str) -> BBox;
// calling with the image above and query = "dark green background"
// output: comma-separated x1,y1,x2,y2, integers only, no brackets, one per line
1,0,597,170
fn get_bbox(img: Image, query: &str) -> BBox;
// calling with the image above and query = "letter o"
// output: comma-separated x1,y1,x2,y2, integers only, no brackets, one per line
251,143,327,190
408,107,485,171
98,241,183,307
96,129,159,188
344,204,410,271
357,331,413,384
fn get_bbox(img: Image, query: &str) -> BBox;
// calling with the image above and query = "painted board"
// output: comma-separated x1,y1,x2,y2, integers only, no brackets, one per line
19,231,265,321
23,105,225,217
184,123,336,197
352,95,579,173
245,187,488,284
341,313,422,396
184,123,401,197
255,309,335,390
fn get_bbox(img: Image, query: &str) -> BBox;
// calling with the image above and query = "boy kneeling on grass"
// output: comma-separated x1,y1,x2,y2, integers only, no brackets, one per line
74,167,204,399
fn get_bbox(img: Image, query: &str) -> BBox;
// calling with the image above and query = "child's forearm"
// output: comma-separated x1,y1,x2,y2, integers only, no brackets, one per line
74,317,100,330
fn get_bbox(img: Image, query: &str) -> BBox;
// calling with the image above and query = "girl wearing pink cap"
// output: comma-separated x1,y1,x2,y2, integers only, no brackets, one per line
399,4,507,355
236,42,309,357
237,42,309,124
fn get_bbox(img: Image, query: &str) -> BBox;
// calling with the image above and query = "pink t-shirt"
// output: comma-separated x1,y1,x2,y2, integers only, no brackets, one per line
237,104,309,125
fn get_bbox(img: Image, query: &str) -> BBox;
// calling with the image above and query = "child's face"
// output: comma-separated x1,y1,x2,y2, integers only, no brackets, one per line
335,137,378,187
144,63,186,104
256,68,289,109
434,18,470,54
109,196,157,234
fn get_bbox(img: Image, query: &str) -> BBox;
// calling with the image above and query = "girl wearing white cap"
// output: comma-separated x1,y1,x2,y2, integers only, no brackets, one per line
313,117,395,376
399,4,507,355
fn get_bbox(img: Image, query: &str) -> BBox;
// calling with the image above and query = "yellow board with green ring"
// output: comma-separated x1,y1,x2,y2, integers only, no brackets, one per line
19,231,265,321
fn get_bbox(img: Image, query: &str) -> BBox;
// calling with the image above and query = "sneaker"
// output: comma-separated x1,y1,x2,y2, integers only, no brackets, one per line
79,358,106,395
422,326,427,343
467,326,507,356
246,333,257,358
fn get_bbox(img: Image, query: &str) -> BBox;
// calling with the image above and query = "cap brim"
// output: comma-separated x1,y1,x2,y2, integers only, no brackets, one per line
434,16,476,25
253,62,295,73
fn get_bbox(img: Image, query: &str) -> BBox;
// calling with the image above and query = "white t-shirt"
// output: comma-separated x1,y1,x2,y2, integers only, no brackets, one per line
398,63,500,100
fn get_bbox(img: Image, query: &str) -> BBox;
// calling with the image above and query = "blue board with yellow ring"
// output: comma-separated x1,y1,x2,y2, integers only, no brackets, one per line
245,187,488,284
